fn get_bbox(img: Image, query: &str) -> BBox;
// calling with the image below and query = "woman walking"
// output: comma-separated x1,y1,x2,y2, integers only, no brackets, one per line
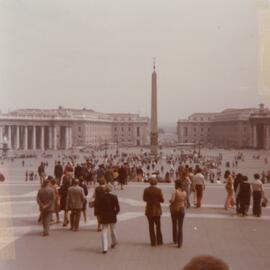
224,170,234,210
169,180,186,248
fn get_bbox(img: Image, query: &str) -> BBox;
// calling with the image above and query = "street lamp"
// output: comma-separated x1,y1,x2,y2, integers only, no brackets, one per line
114,135,119,156
198,140,202,157
104,140,108,158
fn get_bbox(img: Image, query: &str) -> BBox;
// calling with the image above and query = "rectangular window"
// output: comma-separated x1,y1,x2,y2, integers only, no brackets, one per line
137,127,140,136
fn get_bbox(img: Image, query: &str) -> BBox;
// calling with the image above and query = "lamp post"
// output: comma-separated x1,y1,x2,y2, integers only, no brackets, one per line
198,141,201,157
104,140,108,158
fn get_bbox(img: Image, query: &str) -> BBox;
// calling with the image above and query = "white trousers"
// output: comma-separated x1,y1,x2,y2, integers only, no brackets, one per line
101,223,117,251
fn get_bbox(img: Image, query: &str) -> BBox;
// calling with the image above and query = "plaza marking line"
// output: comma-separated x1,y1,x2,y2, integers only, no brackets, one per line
1,197,270,211
1,182,270,189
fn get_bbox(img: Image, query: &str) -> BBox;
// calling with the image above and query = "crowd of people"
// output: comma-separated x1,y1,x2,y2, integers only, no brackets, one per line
36,153,268,254
0,147,267,267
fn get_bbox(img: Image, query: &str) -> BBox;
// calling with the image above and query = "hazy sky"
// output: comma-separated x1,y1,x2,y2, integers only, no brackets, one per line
0,0,268,122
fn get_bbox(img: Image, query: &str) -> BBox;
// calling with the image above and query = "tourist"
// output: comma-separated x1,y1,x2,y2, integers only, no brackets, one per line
237,176,251,216
36,178,55,236
233,173,242,214
224,170,234,210
59,174,72,226
169,180,186,248
49,177,60,223
91,178,108,231
66,179,86,231
38,162,46,186
181,171,191,208
79,178,88,222
54,161,63,185
251,173,264,217
193,168,205,208
98,186,120,254
118,164,127,190
143,176,164,246
188,167,196,206
64,162,74,178
182,255,230,270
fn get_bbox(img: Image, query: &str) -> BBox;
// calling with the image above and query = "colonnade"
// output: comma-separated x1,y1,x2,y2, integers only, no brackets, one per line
251,123,270,150
0,125,72,150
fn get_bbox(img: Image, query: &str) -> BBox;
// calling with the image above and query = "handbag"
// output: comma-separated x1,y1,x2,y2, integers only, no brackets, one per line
262,197,268,208
89,200,95,208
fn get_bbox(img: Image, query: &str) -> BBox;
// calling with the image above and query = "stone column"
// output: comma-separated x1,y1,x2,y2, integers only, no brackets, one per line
16,126,20,149
150,62,158,156
33,126,36,150
69,127,73,148
48,127,52,149
253,124,257,149
65,126,69,149
7,125,11,149
266,125,270,150
24,126,28,150
53,126,57,150
41,126,44,150
0,126,3,143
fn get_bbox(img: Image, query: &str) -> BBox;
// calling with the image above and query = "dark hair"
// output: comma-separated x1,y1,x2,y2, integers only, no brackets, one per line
242,175,248,182
50,178,56,185
254,173,260,180
224,170,231,179
175,180,182,190
182,255,230,270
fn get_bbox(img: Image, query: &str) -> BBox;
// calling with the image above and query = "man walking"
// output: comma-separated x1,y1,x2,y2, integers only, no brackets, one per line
66,179,86,231
193,168,205,208
98,187,120,254
37,178,55,236
143,176,164,246
38,162,46,186
54,161,63,185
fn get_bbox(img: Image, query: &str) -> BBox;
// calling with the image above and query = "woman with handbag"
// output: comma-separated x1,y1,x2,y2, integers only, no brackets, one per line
170,180,186,248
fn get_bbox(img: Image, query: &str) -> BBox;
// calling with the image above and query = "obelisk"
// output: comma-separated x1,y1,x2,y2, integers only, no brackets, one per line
150,59,158,156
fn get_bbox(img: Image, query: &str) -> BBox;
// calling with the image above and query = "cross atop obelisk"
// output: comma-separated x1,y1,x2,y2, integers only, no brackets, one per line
150,58,158,156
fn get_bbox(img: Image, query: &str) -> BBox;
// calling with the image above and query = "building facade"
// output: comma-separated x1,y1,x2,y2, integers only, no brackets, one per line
0,107,149,151
177,104,270,150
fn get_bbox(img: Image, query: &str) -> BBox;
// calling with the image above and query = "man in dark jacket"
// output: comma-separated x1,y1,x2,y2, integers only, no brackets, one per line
37,179,55,236
118,165,127,190
98,187,120,254
143,176,164,246
237,175,251,216
38,162,46,186
54,161,63,185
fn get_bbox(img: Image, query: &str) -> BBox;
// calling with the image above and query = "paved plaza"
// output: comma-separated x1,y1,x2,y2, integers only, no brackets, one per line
0,148,270,270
